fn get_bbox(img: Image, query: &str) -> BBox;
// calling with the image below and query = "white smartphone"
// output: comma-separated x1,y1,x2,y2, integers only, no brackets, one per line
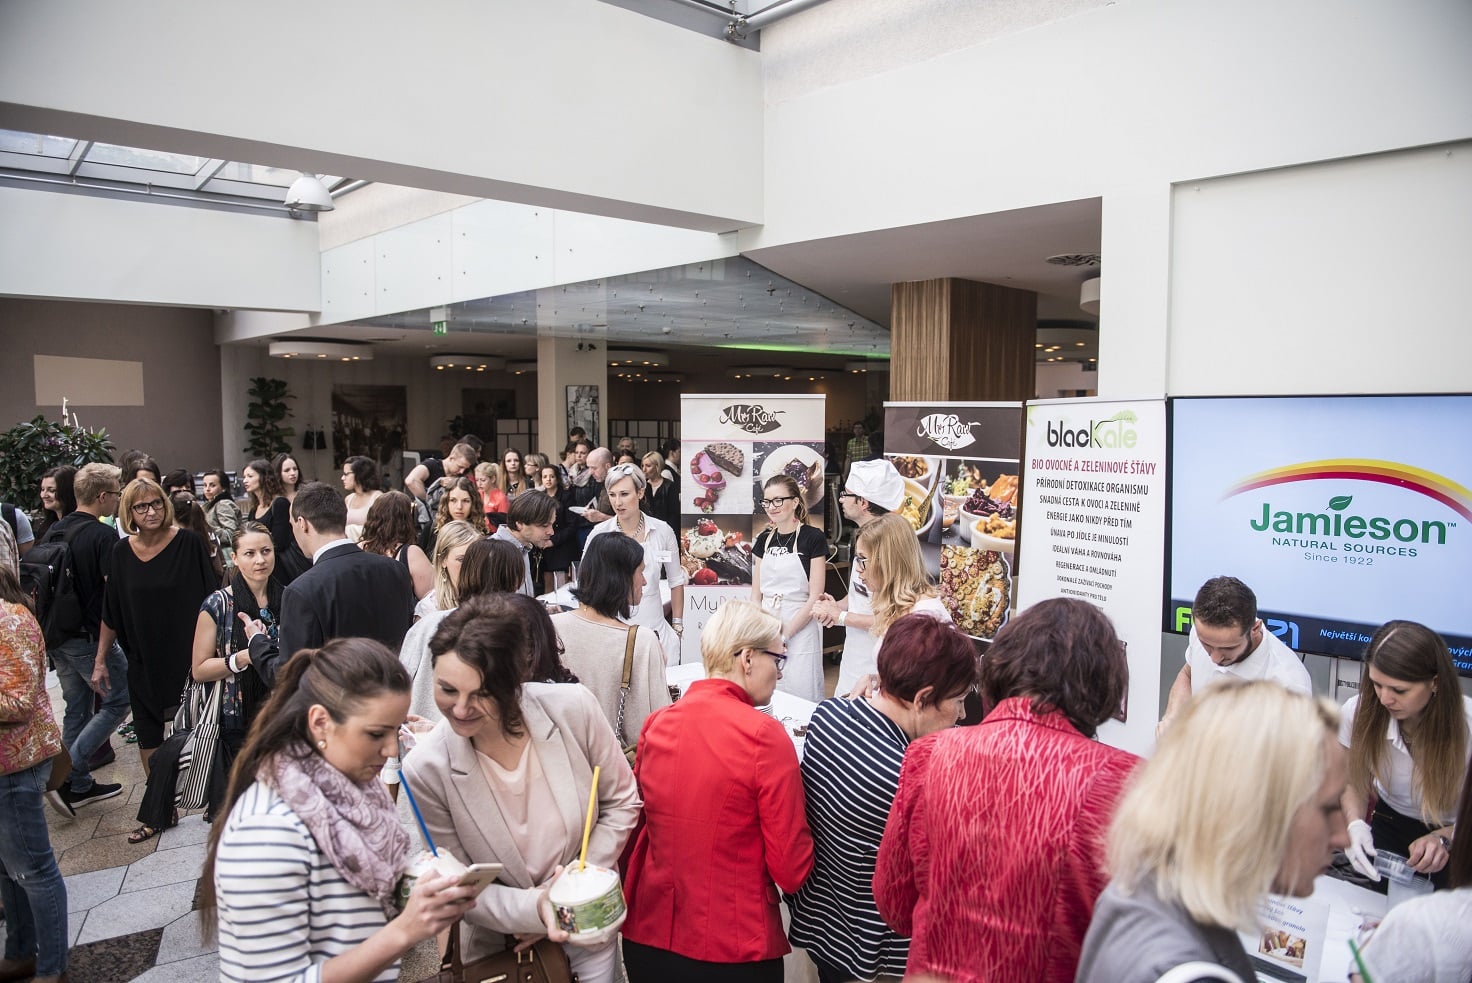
454,862,504,895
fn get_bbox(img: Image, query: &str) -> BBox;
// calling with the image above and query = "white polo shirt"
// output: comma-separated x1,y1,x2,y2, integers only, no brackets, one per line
1338,693,1472,823
1185,625,1311,696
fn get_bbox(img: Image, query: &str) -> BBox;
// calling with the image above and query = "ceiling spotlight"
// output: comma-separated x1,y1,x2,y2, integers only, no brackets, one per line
269,340,372,361
430,354,505,372
506,360,538,375
607,348,667,368
844,359,890,373
284,173,335,213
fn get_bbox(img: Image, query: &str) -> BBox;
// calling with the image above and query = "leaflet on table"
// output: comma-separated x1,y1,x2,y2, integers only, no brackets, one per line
679,395,827,664
882,402,1023,641
1238,892,1330,982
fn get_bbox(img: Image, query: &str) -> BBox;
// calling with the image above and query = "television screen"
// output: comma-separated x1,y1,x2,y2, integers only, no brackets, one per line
1166,395,1472,672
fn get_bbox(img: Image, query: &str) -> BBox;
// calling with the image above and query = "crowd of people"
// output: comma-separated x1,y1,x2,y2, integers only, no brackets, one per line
1,436,1469,983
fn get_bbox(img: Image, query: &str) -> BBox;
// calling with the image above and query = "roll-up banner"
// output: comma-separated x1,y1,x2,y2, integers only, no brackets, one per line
881,402,1023,642
678,395,827,664
1016,397,1168,755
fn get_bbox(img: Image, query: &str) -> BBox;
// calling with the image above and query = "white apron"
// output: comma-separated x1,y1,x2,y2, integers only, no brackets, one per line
835,565,876,696
758,534,824,703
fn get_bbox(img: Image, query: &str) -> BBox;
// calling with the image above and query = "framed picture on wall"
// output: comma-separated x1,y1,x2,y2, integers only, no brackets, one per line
567,385,599,446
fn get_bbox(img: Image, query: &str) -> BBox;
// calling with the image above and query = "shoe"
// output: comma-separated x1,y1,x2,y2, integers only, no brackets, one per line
128,824,160,844
88,742,116,768
44,788,77,820
62,781,124,809
0,956,36,982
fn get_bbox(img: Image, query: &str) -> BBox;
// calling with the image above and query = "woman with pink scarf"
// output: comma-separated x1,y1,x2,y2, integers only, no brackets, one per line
201,638,478,983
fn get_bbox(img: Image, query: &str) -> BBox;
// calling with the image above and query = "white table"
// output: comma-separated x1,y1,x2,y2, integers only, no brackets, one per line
1310,875,1386,983
665,662,818,757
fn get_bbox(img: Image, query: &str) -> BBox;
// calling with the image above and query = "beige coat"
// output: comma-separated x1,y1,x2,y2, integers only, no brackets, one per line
402,682,640,960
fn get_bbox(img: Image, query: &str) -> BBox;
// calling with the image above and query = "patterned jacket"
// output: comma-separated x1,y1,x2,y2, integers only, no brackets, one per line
0,601,64,776
874,697,1140,983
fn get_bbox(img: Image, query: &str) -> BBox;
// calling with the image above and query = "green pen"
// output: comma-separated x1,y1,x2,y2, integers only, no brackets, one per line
1348,937,1374,983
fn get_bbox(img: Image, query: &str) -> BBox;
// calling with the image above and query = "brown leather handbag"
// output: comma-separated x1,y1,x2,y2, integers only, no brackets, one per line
420,924,576,983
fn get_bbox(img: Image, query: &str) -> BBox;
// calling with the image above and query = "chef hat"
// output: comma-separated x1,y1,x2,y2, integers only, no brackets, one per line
845,459,905,512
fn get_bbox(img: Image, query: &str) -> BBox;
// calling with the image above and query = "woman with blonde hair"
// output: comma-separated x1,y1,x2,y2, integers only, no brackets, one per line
752,474,828,701
640,451,677,528
1339,620,1471,889
414,520,482,621
841,512,950,698
432,476,486,536
1077,680,1350,982
622,599,813,981
472,462,510,530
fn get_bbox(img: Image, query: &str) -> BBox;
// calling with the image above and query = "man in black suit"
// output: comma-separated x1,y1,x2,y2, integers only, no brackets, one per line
245,481,414,685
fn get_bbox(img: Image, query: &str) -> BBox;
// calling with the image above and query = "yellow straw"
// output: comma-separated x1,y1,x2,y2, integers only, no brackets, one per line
578,765,600,872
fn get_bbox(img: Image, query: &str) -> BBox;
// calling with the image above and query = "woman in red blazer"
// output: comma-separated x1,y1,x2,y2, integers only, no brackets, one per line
874,597,1141,983
621,599,814,982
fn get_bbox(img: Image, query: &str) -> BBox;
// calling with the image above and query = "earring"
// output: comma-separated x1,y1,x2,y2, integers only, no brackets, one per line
317,740,327,750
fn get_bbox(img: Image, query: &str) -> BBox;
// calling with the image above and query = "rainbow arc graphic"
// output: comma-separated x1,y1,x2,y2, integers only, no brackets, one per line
1224,459,1472,523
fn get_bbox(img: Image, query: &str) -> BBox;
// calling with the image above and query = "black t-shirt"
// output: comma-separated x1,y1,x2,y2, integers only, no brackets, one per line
47,511,118,636
753,524,827,566
423,459,446,486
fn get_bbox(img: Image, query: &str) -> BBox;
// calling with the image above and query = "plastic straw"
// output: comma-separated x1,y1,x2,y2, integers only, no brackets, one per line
578,765,601,872
398,771,438,858
1348,938,1374,983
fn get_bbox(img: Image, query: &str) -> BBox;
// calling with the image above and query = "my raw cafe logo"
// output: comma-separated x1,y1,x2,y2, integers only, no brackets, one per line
719,404,785,434
916,413,979,451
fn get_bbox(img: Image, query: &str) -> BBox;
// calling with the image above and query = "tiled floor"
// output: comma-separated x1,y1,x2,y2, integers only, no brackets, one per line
4,663,841,981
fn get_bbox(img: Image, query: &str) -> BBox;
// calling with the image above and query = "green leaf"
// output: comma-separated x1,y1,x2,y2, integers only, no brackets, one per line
1328,495,1353,511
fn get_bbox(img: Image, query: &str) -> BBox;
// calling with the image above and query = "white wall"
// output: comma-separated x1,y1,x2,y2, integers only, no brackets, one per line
1168,143,1472,395
320,199,739,326
0,0,763,232
0,187,320,311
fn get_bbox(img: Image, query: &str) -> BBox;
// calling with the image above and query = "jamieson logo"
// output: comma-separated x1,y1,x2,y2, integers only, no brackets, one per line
719,404,784,434
1228,459,1470,549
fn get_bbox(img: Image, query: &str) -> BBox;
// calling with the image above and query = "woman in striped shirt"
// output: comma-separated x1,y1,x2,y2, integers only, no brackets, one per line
201,637,478,983
787,614,978,983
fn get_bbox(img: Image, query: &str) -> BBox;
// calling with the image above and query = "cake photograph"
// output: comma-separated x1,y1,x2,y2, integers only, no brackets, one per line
679,515,755,585
751,441,826,517
683,439,754,515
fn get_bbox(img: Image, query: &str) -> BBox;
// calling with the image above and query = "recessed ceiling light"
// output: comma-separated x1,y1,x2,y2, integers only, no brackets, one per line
270,340,373,361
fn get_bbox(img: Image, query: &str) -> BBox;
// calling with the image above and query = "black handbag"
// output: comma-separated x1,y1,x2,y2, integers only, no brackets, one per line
419,924,576,983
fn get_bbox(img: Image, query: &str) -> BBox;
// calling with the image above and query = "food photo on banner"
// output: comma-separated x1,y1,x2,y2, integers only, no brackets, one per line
679,395,827,663
1167,394,1472,672
882,402,1023,641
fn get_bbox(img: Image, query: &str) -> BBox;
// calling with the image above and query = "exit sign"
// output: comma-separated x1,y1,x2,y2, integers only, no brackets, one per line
432,321,447,336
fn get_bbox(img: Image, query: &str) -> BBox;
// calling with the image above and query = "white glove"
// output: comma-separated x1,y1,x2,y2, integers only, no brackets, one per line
1345,819,1379,881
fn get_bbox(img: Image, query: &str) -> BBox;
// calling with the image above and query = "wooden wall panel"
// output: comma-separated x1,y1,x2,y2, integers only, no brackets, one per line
891,278,1036,402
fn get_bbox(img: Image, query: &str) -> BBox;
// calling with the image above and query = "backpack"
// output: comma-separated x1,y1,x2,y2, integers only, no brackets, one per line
1,503,18,539
19,520,87,649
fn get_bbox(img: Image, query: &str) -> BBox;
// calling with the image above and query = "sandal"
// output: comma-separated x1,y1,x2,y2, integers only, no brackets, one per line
128,824,159,844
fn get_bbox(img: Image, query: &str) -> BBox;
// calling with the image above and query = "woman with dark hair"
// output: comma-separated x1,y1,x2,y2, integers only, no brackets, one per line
118,450,161,486
499,447,527,499
552,532,669,740
341,455,383,536
242,458,304,585
874,597,1139,983
536,465,583,592
1356,759,1472,981
271,452,302,503
34,465,76,539
200,469,241,545
752,473,828,701
433,476,487,536
402,538,535,718
96,477,217,776
0,564,70,983
358,491,433,601
789,614,978,983
130,521,282,841
203,638,477,983
172,493,226,586
403,594,640,983
1340,620,1471,890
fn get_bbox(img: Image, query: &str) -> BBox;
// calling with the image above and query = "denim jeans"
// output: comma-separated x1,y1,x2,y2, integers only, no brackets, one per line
49,635,130,792
0,759,69,976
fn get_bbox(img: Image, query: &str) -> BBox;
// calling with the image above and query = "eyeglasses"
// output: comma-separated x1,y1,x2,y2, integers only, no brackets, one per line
753,649,788,671
131,500,166,515
760,496,796,509
854,552,869,571
99,489,120,500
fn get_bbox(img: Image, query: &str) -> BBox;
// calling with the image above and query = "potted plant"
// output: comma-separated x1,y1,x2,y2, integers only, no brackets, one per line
244,377,296,458
0,405,116,511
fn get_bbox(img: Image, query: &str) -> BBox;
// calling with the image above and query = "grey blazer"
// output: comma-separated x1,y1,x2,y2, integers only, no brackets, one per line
401,682,640,960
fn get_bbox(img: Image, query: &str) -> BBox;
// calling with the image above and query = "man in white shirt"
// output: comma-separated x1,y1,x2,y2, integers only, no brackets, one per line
1158,575,1312,735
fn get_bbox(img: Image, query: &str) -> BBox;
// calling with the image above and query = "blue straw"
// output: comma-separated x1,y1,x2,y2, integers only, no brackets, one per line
397,771,438,857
